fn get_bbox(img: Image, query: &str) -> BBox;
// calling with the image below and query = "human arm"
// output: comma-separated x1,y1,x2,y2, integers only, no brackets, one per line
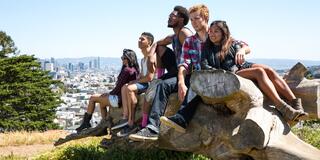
234,40,251,65
157,35,173,46
136,46,157,83
177,38,193,102
178,28,193,44
178,65,188,102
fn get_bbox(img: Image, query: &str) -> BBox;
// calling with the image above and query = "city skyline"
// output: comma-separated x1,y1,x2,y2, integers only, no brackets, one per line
1,0,320,60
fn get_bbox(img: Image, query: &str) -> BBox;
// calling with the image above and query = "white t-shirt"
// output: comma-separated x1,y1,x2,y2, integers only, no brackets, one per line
141,57,148,77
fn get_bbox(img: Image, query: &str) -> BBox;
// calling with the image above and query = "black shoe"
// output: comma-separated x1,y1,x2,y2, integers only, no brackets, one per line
76,113,92,133
76,122,91,133
111,118,128,130
129,128,158,141
160,115,186,133
116,125,137,137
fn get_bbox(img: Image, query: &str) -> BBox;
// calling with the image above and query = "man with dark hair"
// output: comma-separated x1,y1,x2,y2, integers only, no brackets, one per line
115,32,157,137
129,5,193,141
141,32,154,45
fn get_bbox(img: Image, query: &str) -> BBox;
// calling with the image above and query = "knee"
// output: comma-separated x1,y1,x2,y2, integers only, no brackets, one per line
127,84,136,92
89,95,99,102
264,67,278,79
253,67,267,79
121,85,127,92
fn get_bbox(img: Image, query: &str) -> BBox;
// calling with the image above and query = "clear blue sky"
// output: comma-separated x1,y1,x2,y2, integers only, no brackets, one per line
1,0,319,60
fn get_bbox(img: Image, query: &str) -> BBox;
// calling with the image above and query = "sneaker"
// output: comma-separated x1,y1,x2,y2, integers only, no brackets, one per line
160,115,186,133
111,118,128,130
129,128,158,141
116,125,137,137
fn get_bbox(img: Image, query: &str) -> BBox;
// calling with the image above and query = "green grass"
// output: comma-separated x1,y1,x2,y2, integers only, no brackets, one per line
292,120,320,149
34,137,210,160
0,154,27,160
2,120,318,160
32,121,320,160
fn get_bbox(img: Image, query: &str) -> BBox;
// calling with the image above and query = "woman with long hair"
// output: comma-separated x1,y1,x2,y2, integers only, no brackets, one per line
201,20,308,122
76,49,139,133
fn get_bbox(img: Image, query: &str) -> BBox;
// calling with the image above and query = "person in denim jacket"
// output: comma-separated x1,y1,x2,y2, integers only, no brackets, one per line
201,20,308,122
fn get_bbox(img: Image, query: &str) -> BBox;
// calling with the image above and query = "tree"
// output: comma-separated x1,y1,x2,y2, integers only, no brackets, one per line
0,31,18,58
0,31,62,132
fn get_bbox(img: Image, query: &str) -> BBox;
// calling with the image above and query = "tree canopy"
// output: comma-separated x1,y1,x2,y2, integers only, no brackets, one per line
0,31,18,58
0,31,62,132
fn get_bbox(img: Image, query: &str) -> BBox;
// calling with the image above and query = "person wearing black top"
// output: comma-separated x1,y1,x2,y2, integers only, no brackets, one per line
202,20,308,122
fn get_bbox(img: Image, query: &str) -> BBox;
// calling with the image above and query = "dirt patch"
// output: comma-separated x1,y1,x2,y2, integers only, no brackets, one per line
0,144,53,158
0,130,69,158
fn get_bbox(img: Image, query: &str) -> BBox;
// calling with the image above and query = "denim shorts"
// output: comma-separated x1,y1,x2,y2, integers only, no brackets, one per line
136,82,149,93
108,94,119,108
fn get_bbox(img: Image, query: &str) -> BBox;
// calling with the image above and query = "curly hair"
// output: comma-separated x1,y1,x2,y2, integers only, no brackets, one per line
174,5,189,25
189,4,209,22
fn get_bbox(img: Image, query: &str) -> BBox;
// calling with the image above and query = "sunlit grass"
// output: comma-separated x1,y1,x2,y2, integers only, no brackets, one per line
34,136,210,160
0,130,68,147
0,153,27,160
1,121,319,160
292,120,320,149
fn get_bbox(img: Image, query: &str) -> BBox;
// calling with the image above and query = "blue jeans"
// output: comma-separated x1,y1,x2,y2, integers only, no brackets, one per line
135,82,149,93
147,75,199,133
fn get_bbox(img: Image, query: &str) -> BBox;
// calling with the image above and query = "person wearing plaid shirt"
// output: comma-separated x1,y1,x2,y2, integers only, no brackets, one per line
160,5,250,133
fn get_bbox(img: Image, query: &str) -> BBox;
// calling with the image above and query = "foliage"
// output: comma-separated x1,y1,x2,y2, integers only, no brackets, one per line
34,137,211,160
292,120,320,149
0,154,26,160
0,31,62,132
0,31,18,58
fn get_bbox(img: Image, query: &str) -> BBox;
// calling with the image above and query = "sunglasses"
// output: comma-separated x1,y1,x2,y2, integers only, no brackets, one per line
210,20,227,27
121,56,128,60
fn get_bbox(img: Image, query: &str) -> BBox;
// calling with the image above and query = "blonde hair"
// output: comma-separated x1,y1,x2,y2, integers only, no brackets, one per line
189,4,209,22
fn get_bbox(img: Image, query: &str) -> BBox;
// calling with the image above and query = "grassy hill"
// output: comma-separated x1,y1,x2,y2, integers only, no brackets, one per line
0,121,319,160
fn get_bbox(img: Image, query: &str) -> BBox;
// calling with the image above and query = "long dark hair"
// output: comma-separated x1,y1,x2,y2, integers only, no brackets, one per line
204,20,233,61
122,49,140,75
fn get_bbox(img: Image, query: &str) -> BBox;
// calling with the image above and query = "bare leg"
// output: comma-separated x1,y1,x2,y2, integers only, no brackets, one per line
90,94,111,119
126,83,138,126
76,94,110,132
237,67,282,106
121,84,129,119
87,94,100,114
251,64,296,101
237,67,305,121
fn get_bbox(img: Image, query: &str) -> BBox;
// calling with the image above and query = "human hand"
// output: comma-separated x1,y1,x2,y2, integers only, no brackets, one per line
178,82,188,103
235,49,245,65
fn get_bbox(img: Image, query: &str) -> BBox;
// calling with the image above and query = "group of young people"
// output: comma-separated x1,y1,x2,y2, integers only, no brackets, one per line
76,4,308,141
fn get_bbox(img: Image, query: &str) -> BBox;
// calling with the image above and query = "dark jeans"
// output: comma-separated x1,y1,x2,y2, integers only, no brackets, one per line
147,75,200,133
176,94,202,125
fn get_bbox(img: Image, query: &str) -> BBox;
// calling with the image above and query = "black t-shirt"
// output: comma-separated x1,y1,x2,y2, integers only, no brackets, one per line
159,47,178,80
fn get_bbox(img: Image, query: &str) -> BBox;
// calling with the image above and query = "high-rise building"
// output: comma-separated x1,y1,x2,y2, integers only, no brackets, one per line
68,63,74,72
89,61,92,69
93,59,98,69
98,57,100,69
78,62,84,71
50,57,55,64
